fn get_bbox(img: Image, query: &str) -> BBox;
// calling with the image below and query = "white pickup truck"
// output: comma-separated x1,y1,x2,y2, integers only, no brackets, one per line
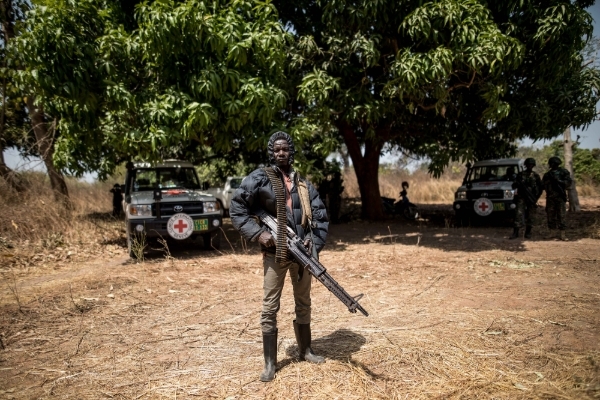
205,176,246,216
123,160,223,257
453,158,525,226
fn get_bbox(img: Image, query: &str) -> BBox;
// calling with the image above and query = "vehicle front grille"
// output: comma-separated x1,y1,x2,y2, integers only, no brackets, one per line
467,190,504,200
152,202,203,217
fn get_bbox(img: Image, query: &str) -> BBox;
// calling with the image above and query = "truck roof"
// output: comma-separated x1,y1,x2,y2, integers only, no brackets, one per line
133,160,194,169
473,158,523,167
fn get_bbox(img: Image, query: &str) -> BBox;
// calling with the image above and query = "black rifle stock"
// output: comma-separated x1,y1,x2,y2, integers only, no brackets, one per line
255,210,369,317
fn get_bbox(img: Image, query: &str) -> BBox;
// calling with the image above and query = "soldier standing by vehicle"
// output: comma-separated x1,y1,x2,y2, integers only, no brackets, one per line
542,156,572,241
230,131,329,382
109,183,123,217
510,158,542,239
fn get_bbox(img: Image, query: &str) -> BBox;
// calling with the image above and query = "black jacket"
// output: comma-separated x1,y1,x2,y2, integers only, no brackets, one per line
230,167,328,253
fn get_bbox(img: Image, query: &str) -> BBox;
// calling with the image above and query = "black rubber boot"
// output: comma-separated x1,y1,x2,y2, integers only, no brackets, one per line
509,227,520,239
293,320,325,364
259,329,277,382
524,226,532,239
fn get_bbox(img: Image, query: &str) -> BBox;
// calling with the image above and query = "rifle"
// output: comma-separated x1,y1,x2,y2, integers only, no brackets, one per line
255,210,369,317
514,176,537,207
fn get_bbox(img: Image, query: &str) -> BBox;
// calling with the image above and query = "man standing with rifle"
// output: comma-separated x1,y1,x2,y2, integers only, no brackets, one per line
510,158,542,239
230,131,329,382
542,156,572,241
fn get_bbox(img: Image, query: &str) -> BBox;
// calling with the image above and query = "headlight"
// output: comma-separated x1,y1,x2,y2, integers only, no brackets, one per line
456,191,467,200
203,201,220,213
504,190,514,200
129,204,152,216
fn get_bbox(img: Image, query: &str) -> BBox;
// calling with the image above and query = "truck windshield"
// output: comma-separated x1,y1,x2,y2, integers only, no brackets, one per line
468,165,518,183
132,168,201,191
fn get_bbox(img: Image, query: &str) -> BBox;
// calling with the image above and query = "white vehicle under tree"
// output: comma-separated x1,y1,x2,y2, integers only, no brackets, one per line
204,176,246,216
123,161,223,258
453,158,525,226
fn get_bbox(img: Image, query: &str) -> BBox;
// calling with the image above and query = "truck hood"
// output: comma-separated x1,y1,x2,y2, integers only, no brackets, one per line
457,181,513,191
129,189,216,204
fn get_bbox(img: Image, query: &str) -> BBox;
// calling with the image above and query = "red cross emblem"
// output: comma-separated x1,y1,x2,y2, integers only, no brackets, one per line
173,219,188,233
478,202,489,212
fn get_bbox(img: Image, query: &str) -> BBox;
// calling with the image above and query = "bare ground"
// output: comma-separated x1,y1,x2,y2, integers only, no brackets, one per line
1,202,599,399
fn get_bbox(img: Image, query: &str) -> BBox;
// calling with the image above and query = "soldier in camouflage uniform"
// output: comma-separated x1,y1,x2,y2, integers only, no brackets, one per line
542,156,572,241
510,158,542,239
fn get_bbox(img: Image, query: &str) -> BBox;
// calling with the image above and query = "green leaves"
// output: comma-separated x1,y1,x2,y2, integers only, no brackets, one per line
283,0,598,177
16,0,290,178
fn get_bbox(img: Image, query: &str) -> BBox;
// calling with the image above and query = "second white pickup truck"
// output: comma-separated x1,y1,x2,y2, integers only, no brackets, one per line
205,176,246,216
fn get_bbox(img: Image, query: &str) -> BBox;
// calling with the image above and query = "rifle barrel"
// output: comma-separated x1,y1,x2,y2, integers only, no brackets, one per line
256,211,369,317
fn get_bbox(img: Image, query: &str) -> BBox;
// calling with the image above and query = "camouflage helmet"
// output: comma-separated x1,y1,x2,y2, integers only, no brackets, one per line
524,157,536,166
548,156,562,167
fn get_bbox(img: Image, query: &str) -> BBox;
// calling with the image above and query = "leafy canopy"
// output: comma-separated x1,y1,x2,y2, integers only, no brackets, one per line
281,0,600,175
15,0,290,179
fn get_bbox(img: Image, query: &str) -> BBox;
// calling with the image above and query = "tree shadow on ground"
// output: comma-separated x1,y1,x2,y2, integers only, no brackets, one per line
115,203,600,259
323,203,600,253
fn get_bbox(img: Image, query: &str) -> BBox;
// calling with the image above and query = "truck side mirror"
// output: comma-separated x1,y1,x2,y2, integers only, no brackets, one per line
202,181,210,190
120,184,125,193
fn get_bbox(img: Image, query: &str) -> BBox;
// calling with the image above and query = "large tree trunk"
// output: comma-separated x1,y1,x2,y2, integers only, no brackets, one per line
563,126,580,212
26,96,72,208
337,121,385,220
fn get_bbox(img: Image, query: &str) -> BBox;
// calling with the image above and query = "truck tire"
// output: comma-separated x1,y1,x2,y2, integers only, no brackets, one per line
203,230,221,250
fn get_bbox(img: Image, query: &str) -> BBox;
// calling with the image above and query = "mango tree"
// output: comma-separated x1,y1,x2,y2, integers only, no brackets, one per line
16,0,290,180
278,0,600,219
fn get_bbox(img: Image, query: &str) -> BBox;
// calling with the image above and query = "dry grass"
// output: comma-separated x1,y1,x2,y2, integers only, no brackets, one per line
1,173,600,399
343,168,462,204
1,220,599,399
343,168,600,204
0,173,124,277
0,172,121,244
577,181,600,197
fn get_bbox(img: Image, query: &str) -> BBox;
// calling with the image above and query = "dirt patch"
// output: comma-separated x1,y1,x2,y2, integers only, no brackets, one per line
1,202,599,399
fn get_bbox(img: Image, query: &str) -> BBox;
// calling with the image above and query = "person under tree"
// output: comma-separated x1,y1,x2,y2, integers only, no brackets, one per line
230,131,329,382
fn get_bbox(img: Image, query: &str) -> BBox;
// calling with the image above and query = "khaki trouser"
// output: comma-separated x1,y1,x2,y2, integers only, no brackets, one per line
261,252,311,333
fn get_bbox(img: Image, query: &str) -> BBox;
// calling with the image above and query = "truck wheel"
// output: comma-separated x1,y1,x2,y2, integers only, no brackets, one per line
203,230,221,250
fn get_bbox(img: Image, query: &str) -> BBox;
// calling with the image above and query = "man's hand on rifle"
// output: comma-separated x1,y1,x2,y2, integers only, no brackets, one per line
257,231,276,247
303,238,313,254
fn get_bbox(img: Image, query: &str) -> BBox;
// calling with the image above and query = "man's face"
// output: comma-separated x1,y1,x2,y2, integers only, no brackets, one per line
273,139,291,168
525,164,533,171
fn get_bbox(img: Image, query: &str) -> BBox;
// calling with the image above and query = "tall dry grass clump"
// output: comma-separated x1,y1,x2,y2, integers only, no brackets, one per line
343,168,462,204
0,172,118,246
577,180,600,197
